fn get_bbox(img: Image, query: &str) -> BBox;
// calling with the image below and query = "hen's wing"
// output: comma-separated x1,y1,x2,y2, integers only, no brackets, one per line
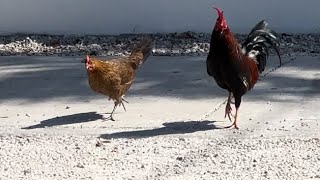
101,58,136,96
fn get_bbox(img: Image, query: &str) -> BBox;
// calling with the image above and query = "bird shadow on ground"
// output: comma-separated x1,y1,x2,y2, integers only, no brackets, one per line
21,111,103,129
99,120,220,139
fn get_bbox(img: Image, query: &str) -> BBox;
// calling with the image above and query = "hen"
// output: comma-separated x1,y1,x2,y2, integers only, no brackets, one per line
206,7,281,129
82,38,153,121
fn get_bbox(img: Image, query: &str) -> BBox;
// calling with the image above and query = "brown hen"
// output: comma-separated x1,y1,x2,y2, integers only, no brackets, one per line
82,38,153,120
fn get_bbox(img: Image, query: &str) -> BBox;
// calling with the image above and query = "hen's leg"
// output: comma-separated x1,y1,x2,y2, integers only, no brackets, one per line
225,92,233,122
120,98,129,111
122,98,129,103
120,101,127,112
104,103,117,121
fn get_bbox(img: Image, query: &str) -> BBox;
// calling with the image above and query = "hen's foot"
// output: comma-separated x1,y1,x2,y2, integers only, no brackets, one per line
103,104,117,121
122,98,129,103
120,98,129,111
102,114,116,121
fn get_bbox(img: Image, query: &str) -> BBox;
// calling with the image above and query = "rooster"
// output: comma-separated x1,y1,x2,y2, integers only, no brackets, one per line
82,38,153,121
206,7,281,129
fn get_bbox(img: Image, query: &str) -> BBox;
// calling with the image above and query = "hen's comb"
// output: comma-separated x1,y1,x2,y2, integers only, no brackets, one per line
212,6,224,18
86,55,90,62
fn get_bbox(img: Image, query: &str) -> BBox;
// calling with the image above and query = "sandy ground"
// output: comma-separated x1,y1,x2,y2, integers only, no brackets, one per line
0,55,319,179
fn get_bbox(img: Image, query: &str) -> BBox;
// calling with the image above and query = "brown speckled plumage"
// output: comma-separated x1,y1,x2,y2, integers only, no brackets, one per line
83,38,153,120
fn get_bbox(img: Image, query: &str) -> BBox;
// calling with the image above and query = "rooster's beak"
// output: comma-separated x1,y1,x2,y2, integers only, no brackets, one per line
81,59,86,63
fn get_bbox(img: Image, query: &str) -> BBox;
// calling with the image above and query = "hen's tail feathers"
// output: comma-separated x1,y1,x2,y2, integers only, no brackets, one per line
242,20,282,73
129,38,153,68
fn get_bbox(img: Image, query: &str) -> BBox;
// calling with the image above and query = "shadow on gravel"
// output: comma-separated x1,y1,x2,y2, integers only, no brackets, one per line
99,120,220,139
21,111,102,129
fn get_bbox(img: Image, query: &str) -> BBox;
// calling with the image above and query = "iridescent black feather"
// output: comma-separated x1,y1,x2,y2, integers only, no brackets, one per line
242,20,282,73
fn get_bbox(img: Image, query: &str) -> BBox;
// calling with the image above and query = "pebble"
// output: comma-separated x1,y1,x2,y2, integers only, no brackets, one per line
0,32,319,56
176,157,183,161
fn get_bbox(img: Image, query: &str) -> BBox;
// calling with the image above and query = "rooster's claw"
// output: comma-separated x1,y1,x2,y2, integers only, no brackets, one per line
224,123,239,130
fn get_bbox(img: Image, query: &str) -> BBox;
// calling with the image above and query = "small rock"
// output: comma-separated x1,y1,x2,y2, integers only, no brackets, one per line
76,163,85,168
96,139,103,147
111,147,118,152
176,157,183,161
23,169,31,175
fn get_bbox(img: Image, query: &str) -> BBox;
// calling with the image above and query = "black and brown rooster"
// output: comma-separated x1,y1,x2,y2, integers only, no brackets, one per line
206,7,281,129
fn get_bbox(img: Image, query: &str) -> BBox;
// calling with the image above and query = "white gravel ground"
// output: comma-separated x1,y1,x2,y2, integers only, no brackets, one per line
0,135,319,180
0,55,319,179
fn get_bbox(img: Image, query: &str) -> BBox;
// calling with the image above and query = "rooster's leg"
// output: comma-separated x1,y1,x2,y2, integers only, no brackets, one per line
234,107,239,129
225,92,233,122
225,107,239,129
225,95,241,129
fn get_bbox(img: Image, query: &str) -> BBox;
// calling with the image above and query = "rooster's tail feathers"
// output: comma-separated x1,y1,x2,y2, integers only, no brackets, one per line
130,38,153,66
242,20,281,73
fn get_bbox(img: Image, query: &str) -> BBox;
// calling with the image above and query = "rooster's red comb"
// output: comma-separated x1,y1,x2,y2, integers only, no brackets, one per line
212,6,224,18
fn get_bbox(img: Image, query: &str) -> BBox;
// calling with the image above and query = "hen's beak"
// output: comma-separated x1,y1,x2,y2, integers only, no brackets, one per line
81,59,86,63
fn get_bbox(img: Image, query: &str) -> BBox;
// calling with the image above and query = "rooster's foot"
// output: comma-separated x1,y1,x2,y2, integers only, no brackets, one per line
224,122,239,130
